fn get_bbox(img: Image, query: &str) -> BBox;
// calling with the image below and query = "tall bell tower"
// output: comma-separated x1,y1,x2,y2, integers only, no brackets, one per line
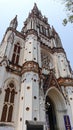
0,3,73,130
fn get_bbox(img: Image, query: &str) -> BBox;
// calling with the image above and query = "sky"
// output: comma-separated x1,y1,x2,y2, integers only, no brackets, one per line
0,0,73,69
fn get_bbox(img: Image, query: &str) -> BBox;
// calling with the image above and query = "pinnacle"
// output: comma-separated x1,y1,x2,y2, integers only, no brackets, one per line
33,3,38,9
9,15,18,29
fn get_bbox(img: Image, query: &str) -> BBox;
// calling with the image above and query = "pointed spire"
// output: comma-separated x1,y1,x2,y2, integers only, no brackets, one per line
28,3,48,24
29,3,42,19
33,3,41,14
9,15,18,29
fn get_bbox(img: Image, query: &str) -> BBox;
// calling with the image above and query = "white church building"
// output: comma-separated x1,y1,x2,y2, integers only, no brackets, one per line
0,3,73,130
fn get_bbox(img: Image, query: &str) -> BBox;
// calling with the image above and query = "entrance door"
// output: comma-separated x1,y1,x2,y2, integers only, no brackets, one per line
45,96,57,130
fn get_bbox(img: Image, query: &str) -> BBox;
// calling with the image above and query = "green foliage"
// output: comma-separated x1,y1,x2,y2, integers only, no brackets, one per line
63,18,68,26
69,15,73,22
63,0,73,25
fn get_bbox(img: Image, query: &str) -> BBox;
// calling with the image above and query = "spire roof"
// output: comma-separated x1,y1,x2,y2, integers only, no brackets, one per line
28,3,48,24
31,3,42,16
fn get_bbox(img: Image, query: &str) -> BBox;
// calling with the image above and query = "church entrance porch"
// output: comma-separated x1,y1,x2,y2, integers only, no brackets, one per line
45,87,67,130
45,96,57,130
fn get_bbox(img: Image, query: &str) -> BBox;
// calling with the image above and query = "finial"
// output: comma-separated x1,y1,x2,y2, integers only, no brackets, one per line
34,3,37,7
52,26,57,35
33,3,38,10
34,3,37,6
9,15,18,29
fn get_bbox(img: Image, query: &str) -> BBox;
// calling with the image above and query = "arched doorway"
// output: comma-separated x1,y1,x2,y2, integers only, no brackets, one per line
45,87,67,130
45,96,57,130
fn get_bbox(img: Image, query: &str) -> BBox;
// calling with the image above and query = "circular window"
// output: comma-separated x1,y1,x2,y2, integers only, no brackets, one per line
26,107,30,111
9,83,14,88
34,117,37,121
27,86,30,89
34,96,37,99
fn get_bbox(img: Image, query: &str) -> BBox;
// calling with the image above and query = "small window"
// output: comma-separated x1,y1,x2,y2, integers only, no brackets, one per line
12,43,20,64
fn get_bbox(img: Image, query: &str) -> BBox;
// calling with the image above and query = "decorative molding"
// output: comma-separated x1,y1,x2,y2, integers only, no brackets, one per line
26,29,38,37
0,122,14,127
21,61,39,74
58,77,73,86
43,72,62,94
6,61,22,76
41,43,65,54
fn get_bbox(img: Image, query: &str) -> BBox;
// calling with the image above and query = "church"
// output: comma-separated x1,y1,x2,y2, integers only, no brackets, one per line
0,3,73,130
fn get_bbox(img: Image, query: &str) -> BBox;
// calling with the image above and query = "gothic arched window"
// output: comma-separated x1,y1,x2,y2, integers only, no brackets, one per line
41,51,53,70
1,105,7,122
12,42,20,64
7,105,13,122
4,88,10,102
1,83,16,122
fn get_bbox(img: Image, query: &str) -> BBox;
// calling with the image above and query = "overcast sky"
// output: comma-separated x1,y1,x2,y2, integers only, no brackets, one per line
0,0,73,69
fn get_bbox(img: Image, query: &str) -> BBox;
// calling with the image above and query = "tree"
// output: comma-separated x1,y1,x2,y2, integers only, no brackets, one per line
62,0,73,25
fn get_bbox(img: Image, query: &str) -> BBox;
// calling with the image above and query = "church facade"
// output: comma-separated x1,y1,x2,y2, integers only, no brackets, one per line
0,3,73,130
